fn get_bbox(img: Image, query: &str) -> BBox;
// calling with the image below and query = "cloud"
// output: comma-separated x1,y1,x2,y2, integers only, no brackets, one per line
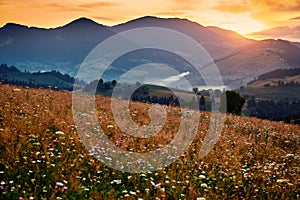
0,0,10,6
169,0,201,11
213,0,300,13
46,3,88,12
212,0,300,28
92,16,121,22
290,16,300,20
251,0,300,12
248,26,300,42
45,2,119,13
212,1,249,13
79,2,119,9
213,1,299,15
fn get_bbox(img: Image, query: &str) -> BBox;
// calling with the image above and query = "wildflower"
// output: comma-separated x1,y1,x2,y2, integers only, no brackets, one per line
113,180,122,184
201,183,208,188
199,175,206,179
13,88,21,92
285,154,294,158
197,198,206,200
276,179,289,183
55,131,64,135
56,182,64,187
62,186,68,192
129,191,136,195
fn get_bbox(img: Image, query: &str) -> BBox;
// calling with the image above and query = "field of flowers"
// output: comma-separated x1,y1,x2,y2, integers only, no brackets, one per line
0,84,299,199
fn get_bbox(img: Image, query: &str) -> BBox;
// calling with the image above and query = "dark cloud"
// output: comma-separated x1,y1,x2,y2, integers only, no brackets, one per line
291,16,300,20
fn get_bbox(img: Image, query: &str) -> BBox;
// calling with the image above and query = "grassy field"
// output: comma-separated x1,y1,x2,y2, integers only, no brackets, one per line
0,84,299,199
238,74,300,101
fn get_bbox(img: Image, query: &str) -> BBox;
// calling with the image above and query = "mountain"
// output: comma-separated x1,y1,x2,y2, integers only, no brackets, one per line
216,39,300,88
1,16,300,88
111,16,253,59
0,17,114,76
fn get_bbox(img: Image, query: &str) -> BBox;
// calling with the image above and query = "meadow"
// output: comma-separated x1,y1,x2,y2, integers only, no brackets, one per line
0,84,299,199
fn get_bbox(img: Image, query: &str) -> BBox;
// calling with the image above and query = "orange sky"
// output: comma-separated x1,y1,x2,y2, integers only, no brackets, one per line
1,0,300,40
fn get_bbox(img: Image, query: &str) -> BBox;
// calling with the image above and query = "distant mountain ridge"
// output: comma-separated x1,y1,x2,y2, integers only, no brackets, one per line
1,16,300,88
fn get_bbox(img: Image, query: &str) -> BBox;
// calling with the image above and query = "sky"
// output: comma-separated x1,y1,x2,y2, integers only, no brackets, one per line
1,0,300,41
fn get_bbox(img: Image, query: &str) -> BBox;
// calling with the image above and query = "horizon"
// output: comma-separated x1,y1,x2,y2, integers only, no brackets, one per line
1,15,300,43
1,1,300,42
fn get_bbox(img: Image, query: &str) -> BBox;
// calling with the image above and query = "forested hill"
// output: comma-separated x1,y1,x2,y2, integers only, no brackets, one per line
0,64,85,90
249,68,300,84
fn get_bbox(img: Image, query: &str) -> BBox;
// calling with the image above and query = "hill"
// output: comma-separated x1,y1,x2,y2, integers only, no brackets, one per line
0,63,85,90
239,68,300,101
0,84,299,199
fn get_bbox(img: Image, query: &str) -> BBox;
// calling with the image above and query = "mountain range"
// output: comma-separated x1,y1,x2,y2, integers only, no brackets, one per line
1,16,300,89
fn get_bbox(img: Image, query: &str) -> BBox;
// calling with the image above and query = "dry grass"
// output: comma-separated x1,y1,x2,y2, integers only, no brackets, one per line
0,84,299,199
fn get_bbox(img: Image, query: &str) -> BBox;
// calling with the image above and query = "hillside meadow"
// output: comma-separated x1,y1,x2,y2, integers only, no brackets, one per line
0,84,299,199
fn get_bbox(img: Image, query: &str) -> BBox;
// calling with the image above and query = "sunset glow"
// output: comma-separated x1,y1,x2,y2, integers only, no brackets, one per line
1,0,300,41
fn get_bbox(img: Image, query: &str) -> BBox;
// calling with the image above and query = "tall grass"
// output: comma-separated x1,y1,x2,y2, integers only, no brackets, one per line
0,84,299,199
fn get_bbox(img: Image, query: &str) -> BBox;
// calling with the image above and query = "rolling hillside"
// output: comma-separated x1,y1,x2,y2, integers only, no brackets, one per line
0,64,85,90
0,84,299,199
239,68,300,101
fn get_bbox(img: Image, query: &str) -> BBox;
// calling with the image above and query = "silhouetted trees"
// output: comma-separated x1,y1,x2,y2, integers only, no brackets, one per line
246,97,300,124
220,91,245,115
199,95,205,110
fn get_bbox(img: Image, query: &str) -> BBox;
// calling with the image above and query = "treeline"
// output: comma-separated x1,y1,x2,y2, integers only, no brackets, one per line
0,64,85,90
248,68,300,85
263,80,300,87
0,64,19,73
131,94,180,106
83,80,181,106
246,97,300,124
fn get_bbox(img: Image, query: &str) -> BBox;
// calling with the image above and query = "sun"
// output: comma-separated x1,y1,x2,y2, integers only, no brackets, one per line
216,16,268,35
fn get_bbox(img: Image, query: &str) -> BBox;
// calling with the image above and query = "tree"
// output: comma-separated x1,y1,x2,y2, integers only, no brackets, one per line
199,95,205,110
220,91,245,115
111,80,117,87
192,87,198,94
